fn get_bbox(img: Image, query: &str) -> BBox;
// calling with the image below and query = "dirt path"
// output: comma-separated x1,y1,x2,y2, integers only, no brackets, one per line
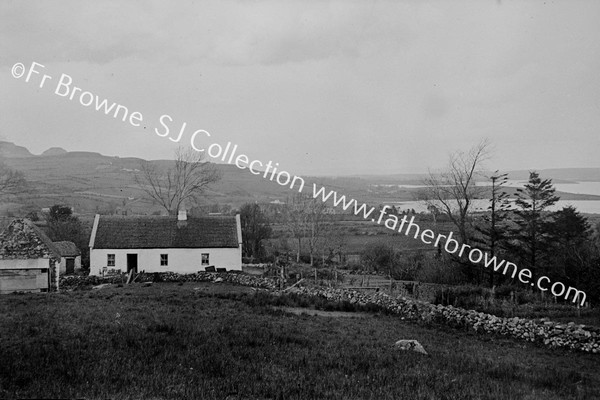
274,307,371,318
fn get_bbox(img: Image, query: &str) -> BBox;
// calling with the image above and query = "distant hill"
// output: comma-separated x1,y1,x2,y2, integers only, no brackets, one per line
1,143,303,216
41,147,68,156
505,168,600,182
351,168,600,184
1,141,599,217
0,141,33,158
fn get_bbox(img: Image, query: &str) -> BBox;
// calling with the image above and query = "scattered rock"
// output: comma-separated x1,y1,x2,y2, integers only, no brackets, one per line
60,272,600,354
286,286,600,354
92,283,111,290
394,339,428,355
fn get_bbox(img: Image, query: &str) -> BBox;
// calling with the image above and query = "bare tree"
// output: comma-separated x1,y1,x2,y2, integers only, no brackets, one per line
135,148,220,215
305,199,328,266
281,193,310,263
240,202,272,260
319,222,348,265
280,194,330,266
421,139,490,244
0,162,26,196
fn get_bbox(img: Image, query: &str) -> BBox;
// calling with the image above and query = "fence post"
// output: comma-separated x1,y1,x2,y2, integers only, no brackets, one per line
55,261,60,292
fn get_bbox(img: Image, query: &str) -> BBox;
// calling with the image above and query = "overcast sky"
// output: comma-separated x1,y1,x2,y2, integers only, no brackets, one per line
1,1,599,176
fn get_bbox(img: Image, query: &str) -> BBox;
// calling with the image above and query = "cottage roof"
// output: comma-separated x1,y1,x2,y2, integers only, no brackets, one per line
53,241,81,257
90,215,240,249
0,218,62,260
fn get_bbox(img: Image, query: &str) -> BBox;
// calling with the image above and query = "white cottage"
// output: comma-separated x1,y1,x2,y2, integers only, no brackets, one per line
88,210,242,276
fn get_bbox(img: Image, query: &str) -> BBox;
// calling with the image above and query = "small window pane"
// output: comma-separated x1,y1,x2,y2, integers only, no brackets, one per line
201,253,209,265
160,254,168,266
107,254,115,267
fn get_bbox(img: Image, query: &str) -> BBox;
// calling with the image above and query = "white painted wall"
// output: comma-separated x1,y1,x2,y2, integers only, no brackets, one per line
58,256,82,274
0,258,56,293
0,258,49,270
89,247,242,276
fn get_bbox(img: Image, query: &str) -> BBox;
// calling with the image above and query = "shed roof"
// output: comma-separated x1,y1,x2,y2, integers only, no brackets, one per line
0,218,62,260
53,241,81,257
90,215,240,249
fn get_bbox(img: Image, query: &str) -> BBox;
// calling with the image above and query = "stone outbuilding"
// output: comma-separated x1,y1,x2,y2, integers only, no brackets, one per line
53,241,82,274
0,218,61,294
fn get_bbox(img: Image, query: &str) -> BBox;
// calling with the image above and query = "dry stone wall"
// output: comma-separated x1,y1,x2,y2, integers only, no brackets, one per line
60,271,283,291
58,272,600,353
288,286,600,354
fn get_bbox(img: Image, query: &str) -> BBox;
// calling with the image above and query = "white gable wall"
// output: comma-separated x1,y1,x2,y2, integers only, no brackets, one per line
89,247,242,276
58,256,82,274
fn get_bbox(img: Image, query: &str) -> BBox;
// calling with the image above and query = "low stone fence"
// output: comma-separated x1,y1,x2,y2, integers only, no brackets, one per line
287,286,600,354
59,272,600,353
60,272,283,291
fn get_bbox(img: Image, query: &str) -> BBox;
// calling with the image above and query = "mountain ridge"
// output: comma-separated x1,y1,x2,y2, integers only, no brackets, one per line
0,141,599,217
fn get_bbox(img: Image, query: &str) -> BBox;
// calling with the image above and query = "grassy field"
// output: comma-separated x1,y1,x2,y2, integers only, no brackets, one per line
1,283,600,399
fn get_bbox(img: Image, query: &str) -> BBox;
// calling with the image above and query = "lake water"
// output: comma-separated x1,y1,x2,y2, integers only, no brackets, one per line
476,180,600,196
393,199,600,215
391,181,600,214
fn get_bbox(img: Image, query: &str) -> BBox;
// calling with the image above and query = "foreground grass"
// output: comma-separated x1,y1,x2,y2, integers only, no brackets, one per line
0,283,599,399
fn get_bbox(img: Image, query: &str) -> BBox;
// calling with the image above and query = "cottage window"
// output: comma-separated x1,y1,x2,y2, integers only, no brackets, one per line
160,254,168,266
201,253,209,265
107,254,115,267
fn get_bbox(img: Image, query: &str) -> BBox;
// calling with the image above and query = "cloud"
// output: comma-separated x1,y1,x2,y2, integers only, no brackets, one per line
2,0,599,175
1,1,426,68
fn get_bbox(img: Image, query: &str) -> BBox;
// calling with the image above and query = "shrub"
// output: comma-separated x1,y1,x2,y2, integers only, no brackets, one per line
435,285,493,308
414,256,467,285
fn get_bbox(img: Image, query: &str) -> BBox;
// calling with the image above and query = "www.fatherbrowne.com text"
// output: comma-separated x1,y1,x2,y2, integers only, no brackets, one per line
12,61,587,306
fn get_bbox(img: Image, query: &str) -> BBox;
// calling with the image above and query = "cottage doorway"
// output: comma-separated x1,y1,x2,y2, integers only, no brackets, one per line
66,258,75,274
127,254,138,274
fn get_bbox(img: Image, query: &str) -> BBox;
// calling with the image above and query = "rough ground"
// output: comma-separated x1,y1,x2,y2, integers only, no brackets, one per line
0,282,599,399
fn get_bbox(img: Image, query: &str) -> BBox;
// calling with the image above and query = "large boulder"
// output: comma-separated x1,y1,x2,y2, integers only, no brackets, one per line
393,339,428,355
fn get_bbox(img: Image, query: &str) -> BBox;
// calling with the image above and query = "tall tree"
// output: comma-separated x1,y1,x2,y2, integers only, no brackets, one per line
319,222,348,266
281,194,310,263
546,206,591,282
473,171,512,286
45,205,89,268
422,139,490,244
508,171,559,275
305,199,328,266
135,148,220,215
240,203,272,260
421,139,490,282
280,194,329,265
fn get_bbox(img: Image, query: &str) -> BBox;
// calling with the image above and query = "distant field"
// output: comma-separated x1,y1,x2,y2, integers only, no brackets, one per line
269,218,455,256
1,282,599,399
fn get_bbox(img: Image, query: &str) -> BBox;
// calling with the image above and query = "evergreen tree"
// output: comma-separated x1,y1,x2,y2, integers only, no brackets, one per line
508,171,559,275
546,206,591,283
473,171,512,286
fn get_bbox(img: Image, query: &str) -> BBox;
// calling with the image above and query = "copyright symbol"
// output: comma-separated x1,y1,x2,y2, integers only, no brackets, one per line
11,63,25,79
